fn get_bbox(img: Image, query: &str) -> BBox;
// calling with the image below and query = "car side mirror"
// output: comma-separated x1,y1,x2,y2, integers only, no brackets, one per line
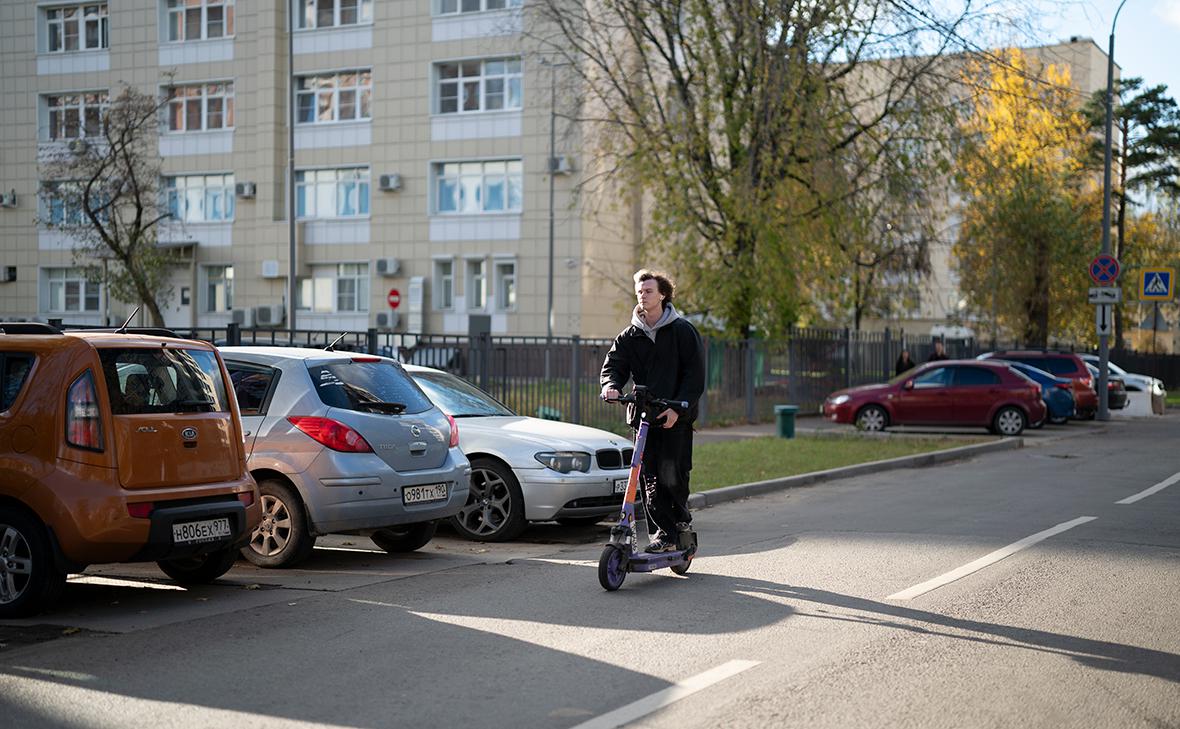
904,380,914,390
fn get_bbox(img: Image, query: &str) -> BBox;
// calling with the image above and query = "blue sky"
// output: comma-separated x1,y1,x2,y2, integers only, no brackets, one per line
1039,0,1180,97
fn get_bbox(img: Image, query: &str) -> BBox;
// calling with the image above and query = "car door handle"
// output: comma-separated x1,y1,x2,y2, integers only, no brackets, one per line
409,441,427,455
244,430,252,437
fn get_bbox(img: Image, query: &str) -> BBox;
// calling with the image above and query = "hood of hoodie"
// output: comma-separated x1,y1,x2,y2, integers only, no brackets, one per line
631,304,681,341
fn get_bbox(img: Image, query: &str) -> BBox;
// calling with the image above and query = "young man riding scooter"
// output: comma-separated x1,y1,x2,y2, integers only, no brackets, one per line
600,269,705,552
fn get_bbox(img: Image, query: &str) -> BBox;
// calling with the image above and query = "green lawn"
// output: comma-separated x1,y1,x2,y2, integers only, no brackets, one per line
690,434,988,492
1167,392,1180,408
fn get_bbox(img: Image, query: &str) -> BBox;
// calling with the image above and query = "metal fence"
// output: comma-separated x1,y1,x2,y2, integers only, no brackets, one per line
48,319,1177,429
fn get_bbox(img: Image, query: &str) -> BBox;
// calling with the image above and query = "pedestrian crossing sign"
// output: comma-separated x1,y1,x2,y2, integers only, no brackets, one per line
1140,268,1175,301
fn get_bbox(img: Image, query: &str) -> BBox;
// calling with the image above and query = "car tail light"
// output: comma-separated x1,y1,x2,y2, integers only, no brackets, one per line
287,416,373,453
447,414,459,448
1055,382,1071,390
127,502,154,518
1080,376,1093,389
66,370,104,451
237,491,255,508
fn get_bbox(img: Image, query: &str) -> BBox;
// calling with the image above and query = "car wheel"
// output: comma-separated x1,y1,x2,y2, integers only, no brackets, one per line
855,405,889,432
371,521,438,553
157,547,238,585
0,508,66,619
556,516,606,527
241,479,315,568
450,458,526,542
992,406,1026,436
1048,415,1070,425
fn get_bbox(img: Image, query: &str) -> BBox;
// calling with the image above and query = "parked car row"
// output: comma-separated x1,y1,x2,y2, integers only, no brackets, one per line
0,326,637,618
823,349,1158,435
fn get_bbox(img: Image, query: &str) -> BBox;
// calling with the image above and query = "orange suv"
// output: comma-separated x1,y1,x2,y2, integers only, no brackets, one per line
0,323,260,617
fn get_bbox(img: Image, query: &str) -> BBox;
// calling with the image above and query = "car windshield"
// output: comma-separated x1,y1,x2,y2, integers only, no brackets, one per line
308,360,433,415
411,371,515,417
100,348,230,415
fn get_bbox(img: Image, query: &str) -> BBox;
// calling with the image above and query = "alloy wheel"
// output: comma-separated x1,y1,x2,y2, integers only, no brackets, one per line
250,494,293,557
996,409,1024,436
857,407,886,432
0,525,33,605
455,466,513,538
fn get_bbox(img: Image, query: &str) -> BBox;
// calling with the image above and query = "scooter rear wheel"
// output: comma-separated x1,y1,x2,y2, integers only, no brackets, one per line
670,559,691,576
598,545,627,591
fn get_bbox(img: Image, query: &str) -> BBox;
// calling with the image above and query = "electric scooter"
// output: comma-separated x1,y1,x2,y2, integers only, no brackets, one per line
598,385,698,591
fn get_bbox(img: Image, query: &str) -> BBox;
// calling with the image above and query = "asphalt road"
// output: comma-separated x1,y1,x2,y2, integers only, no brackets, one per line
2,416,1178,728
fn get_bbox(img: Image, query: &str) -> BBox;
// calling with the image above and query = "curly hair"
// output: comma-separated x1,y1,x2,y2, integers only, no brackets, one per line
633,269,675,307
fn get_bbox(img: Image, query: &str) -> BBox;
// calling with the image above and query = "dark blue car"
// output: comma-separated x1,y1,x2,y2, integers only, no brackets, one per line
1001,361,1076,425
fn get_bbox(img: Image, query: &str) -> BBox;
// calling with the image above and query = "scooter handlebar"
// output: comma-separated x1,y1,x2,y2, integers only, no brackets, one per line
603,391,688,411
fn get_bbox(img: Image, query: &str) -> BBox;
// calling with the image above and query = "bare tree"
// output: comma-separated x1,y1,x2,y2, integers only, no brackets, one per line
39,84,176,327
526,0,984,337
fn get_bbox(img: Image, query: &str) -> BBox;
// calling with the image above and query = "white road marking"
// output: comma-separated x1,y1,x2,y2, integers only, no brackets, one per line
567,660,761,729
1116,471,1180,504
887,516,1097,601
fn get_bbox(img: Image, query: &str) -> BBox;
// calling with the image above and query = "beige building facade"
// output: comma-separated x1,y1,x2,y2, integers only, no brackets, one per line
0,0,638,338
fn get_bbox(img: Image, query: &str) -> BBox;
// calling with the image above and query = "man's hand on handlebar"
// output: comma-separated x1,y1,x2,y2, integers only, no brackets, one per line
658,408,679,429
601,385,621,402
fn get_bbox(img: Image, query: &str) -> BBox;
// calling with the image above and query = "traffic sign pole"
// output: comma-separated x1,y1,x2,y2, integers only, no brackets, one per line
1089,254,1119,421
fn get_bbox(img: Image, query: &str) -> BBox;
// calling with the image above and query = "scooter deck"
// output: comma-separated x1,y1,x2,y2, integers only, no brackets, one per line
627,549,692,573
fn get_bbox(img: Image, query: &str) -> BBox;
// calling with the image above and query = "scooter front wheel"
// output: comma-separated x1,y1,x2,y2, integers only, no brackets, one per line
598,545,627,591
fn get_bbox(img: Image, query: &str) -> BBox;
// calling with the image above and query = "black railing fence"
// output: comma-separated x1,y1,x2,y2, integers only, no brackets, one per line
46,318,1176,429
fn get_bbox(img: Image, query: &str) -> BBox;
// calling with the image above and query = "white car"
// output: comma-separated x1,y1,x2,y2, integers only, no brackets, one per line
1077,354,1166,395
405,365,634,541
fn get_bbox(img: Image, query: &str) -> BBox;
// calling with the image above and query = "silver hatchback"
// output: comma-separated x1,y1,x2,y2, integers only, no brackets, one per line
220,347,471,567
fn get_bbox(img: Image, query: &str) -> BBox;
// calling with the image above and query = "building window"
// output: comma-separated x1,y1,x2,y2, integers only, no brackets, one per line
436,58,522,115
433,259,454,310
298,0,373,29
165,0,234,42
296,70,372,124
165,83,234,132
466,259,486,310
46,4,109,53
164,173,235,223
435,0,521,15
45,268,101,313
205,265,233,312
494,260,515,311
46,93,108,140
296,168,370,218
434,160,522,215
297,264,369,312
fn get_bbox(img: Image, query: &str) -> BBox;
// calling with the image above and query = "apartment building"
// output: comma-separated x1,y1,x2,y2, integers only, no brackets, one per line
0,0,639,337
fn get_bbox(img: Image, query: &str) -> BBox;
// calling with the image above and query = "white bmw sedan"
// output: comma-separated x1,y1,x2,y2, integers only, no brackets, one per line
404,365,634,541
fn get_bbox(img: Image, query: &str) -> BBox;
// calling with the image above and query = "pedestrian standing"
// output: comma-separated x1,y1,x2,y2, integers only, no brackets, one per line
927,340,949,362
895,349,916,376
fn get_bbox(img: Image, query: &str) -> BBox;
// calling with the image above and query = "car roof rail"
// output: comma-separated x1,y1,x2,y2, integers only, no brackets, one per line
68,326,180,337
0,322,63,335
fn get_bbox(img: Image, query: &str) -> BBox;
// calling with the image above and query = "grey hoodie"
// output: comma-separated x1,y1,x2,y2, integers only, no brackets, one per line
631,304,681,342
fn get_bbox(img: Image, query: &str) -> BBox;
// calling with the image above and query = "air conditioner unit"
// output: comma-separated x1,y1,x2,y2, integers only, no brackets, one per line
260,259,282,278
230,308,254,327
375,257,400,277
235,182,257,198
66,138,89,155
0,266,15,283
0,190,16,209
254,304,286,327
378,173,402,192
549,155,574,175
376,311,400,330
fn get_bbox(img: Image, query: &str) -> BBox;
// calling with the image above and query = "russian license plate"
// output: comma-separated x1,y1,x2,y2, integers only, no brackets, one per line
614,477,629,494
172,518,231,545
403,482,449,505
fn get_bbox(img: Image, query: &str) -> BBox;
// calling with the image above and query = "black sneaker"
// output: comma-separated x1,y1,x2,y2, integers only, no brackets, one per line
645,537,677,553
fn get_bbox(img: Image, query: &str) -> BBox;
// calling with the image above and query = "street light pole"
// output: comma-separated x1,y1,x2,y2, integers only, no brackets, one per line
547,66,557,343
286,0,298,332
1097,0,1129,421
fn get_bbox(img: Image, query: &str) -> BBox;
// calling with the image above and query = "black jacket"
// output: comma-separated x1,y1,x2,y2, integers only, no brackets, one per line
600,315,705,429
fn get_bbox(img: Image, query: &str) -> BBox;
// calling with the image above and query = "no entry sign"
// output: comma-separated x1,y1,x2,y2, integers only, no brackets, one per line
387,289,401,309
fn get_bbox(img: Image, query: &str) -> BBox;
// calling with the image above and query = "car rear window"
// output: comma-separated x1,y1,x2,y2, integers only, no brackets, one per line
1,354,33,410
411,371,515,417
99,348,231,415
1012,357,1079,376
308,360,433,415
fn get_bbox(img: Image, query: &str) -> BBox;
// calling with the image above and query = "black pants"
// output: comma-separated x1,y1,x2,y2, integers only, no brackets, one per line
639,425,693,538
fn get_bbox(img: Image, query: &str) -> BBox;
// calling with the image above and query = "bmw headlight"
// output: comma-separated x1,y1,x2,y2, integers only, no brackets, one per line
831,394,851,405
534,451,592,473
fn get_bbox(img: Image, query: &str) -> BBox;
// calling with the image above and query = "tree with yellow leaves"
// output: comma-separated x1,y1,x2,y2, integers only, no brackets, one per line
955,49,1098,347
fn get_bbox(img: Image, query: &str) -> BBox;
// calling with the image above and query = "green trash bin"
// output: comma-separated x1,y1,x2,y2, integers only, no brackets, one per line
774,405,799,439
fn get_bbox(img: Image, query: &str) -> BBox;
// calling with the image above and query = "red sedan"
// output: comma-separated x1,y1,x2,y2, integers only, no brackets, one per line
822,359,1046,436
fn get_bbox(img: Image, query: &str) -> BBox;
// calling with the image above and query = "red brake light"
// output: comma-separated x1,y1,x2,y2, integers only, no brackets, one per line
447,414,459,448
287,416,373,452
237,491,255,508
127,502,154,518
66,371,104,451
351,357,380,363
1055,382,1071,390
1081,376,1093,389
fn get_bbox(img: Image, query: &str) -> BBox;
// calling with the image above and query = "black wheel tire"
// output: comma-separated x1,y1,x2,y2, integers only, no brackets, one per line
556,516,605,527
598,545,627,591
241,479,315,568
371,521,438,553
0,508,66,619
1048,415,1070,425
450,458,526,542
855,405,889,432
670,559,692,576
992,406,1026,437
157,547,238,585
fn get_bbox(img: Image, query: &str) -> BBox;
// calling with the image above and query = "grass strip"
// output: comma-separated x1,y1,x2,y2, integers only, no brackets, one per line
690,434,989,492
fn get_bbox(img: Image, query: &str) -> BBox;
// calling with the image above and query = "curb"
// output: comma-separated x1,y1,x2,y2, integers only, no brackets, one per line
686,437,1024,510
